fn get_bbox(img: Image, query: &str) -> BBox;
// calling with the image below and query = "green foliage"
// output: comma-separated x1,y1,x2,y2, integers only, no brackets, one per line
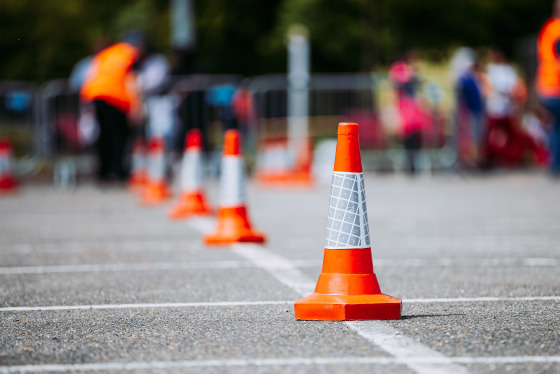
0,0,553,82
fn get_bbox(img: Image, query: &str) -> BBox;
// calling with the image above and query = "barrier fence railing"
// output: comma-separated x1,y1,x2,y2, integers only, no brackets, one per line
247,73,456,175
0,81,43,178
3,72,458,184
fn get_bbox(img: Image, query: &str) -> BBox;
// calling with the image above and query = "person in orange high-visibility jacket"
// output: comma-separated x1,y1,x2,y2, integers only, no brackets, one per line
81,31,145,182
537,0,560,175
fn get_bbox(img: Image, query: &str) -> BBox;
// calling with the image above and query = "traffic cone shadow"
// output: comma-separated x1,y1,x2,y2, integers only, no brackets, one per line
204,130,265,246
168,129,213,219
294,122,401,320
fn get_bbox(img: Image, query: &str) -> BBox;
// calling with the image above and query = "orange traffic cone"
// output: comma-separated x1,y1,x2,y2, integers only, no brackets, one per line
295,123,401,320
141,137,172,205
255,138,313,186
204,130,266,245
128,139,148,190
0,138,17,193
168,129,212,219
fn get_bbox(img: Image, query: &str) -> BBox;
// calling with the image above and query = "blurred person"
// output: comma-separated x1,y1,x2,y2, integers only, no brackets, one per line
451,47,486,167
80,31,146,183
536,0,560,176
389,51,424,174
484,49,537,168
69,39,110,92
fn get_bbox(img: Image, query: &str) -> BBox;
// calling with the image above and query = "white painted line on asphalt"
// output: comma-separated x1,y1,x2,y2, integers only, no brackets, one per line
231,244,470,374
2,295,558,313
523,257,558,266
3,257,557,275
347,321,466,374
0,300,291,312
3,355,559,373
0,261,253,275
293,257,559,267
187,217,216,234
405,296,560,303
0,239,202,254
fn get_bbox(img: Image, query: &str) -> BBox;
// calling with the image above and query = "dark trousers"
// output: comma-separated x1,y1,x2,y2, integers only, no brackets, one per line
403,131,422,174
540,96,560,174
93,100,130,181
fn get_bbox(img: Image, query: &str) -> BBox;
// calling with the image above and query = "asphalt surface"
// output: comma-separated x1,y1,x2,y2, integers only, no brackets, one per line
1,172,559,373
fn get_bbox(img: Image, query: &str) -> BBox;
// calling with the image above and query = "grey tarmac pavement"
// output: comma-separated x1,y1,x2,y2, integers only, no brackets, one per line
1,173,559,374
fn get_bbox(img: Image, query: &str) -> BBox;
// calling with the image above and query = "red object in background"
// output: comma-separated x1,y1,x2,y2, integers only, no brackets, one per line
0,138,17,192
485,116,549,167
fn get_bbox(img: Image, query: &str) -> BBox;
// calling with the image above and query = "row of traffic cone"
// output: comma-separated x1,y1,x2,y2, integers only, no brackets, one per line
131,123,401,320
131,129,265,245
0,138,17,194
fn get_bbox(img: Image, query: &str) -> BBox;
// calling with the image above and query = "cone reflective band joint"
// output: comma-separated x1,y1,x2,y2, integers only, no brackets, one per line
204,130,265,245
294,123,401,320
0,138,17,192
141,137,172,205
168,129,213,219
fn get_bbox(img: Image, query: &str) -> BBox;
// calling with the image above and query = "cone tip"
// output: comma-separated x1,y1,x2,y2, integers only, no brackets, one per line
333,122,362,173
224,130,241,156
186,129,203,149
148,137,164,152
338,123,359,135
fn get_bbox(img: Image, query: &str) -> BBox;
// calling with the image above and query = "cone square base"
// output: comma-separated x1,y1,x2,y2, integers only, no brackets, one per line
294,293,402,320
204,207,266,246
141,183,172,205
204,230,266,245
255,170,313,187
168,192,213,220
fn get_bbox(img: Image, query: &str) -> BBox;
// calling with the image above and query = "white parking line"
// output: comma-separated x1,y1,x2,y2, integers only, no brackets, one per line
232,244,470,374
1,295,558,313
0,300,291,312
3,257,557,275
2,355,559,373
0,239,202,254
0,261,252,275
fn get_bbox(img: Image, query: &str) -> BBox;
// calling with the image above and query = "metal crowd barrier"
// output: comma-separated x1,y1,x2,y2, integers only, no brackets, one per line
0,81,42,178
247,72,457,174
5,71,457,185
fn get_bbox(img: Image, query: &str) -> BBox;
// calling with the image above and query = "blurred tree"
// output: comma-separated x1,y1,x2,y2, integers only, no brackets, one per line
0,0,553,82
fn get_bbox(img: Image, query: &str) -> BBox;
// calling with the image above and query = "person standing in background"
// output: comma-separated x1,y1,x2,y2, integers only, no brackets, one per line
80,31,145,183
536,0,560,176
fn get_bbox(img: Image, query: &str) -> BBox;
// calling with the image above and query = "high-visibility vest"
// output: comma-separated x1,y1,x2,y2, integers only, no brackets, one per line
537,18,560,97
81,43,139,113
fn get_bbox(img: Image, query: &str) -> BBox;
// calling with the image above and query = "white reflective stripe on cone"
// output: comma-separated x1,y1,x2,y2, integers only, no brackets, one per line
0,157,11,174
147,152,165,181
131,152,145,173
219,155,246,207
180,150,203,192
324,171,371,249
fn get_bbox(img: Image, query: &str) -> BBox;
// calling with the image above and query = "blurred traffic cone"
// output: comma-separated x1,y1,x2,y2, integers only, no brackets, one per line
128,139,148,190
295,123,401,320
204,130,266,245
141,137,172,205
255,138,313,186
0,138,17,193
168,129,212,219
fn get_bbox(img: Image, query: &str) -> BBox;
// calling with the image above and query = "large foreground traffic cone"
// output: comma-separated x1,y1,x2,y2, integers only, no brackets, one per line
128,139,148,190
204,130,266,245
141,137,172,205
295,123,401,320
168,129,212,219
0,138,17,193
